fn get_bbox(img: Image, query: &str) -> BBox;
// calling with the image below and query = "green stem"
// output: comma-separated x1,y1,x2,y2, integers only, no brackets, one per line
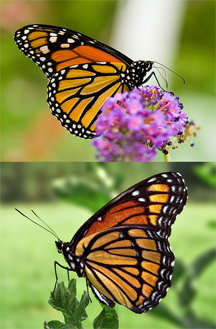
164,153,170,162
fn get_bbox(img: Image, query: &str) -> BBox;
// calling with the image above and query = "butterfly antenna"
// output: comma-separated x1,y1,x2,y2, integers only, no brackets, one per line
154,61,186,84
15,208,60,240
153,65,169,88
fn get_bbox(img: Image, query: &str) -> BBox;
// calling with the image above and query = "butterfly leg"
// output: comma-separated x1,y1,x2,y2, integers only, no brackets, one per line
143,71,168,91
85,277,92,303
67,269,70,283
52,261,72,296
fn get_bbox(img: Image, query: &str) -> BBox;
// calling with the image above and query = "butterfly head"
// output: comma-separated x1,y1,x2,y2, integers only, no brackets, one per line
55,240,64,253
55,240,86,277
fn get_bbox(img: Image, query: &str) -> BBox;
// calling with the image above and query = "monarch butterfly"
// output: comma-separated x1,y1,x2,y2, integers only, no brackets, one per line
16,172,187,314
14,24,156,139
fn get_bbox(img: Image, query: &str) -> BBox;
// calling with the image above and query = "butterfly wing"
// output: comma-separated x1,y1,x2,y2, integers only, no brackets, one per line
14,24,132,138
75,225,175,313
59,172,187,313
70,172,187,248
46,62,129,138
14,24,133,78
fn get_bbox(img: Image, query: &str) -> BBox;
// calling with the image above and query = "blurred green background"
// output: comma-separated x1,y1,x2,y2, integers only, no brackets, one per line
1,0,215,161
1,162,215,329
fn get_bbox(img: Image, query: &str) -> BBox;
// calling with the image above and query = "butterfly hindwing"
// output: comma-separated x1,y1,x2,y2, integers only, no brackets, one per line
47,63,129,138
71,224,174,313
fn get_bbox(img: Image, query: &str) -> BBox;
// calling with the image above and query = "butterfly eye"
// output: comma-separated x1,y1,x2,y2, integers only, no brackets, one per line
55,240,63,253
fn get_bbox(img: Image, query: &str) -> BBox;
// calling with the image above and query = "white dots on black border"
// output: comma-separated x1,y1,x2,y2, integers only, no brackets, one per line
132,190,140,196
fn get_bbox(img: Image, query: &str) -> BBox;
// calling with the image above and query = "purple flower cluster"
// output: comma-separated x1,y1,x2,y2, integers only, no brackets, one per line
92,86,195,161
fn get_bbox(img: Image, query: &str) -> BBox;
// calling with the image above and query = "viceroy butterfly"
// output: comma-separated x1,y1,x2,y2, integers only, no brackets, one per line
14,24,156,139
16,172,187,313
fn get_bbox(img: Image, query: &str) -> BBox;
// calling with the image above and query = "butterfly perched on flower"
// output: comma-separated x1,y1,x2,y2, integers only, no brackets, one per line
14,24,155,139
16,172,187,314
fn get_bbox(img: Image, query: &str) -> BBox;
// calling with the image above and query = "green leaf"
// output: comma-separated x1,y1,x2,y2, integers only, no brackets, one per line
190,248,216,278
207,219,216,230
93,306,118,329
44,320,77,329
193,163,216,187
46,279,89,329
178,276,196,307
66,292,89,325
52,177,111,212
48,281,75,314
171,258,187,286
152,303,183,326
179,248,216,307
46,279,119,329
180,310,216,329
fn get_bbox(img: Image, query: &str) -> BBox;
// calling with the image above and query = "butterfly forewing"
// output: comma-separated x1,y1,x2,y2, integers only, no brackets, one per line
70,172,187,248
14,25,130,78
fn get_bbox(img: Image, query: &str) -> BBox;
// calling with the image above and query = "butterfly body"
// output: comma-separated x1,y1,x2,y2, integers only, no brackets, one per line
14,24,153,138
54,172,187,313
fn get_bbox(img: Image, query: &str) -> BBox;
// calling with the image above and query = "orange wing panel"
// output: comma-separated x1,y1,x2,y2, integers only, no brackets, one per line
56,58,92,71
60,98,79,114
76,45,124,63
81,82,121,127
51,49,77,62
28,31,48,40
58,78,91,91
147,184,169,192
141,262,159,275
142,271,158,287
142,284,153,298
149,204,162,214
149,194,169,203
69,97,94,122
86,266,133,307
114,269,141,288
83,201,148,239
66,69,95,78
31,37,47,48
142,250,161,264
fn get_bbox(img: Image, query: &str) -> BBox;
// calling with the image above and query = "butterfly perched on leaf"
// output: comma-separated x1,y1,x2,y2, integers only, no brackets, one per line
14,24,155,139
16,172,187,314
